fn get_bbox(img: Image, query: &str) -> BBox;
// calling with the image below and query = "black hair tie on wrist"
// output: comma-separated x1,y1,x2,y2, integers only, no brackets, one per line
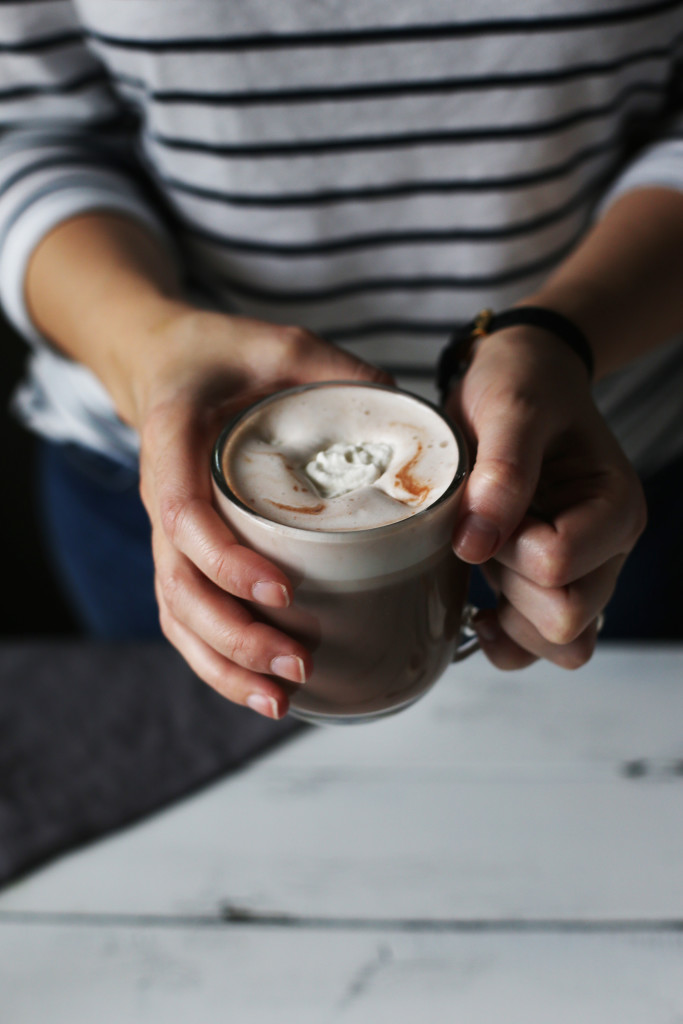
437,306,594,403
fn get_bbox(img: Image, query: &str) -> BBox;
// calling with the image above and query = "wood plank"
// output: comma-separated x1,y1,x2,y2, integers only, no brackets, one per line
4,774,682,920
2,648,682,920
281,645,683,771
1,920,682,1023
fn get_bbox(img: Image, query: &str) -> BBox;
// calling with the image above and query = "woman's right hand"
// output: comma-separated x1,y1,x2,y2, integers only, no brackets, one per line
130,308,392,719
25,212,391,718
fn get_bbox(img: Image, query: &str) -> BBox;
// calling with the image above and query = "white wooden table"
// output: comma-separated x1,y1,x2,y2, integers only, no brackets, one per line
1,644,682,1022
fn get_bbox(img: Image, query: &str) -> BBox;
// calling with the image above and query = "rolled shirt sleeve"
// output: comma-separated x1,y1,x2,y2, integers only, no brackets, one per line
0,146,167,345
598,136,683,213
593,102,683,477
598,52,683,209
0,1,170,462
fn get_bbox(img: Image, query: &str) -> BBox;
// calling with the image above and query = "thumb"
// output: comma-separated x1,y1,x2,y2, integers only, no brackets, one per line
292,331,395,388
452,400,546,564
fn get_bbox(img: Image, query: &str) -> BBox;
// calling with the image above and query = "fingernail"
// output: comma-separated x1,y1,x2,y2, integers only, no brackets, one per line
246,693,282,719
252,581,290,607
474,613,499,644
454,514,500,563
270,655,307,685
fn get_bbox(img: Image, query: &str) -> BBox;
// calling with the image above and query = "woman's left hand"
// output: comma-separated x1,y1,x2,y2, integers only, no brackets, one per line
445,324,647,669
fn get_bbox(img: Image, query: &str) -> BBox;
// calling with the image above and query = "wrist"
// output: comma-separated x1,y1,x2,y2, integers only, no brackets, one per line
518,287,612,381
103,296,198,430
25,211,195,427
438,304,593,403
470,320,594,390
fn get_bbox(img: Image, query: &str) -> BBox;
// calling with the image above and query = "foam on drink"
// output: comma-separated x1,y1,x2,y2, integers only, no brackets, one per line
221,384,460,531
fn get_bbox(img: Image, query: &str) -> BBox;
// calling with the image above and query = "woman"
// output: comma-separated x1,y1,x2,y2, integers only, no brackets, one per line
1,1,681,717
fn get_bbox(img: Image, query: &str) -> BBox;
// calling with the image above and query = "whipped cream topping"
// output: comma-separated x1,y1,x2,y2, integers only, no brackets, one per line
305,442,393,498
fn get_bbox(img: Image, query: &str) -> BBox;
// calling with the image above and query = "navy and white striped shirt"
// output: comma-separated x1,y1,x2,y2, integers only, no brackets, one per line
1,0,682,473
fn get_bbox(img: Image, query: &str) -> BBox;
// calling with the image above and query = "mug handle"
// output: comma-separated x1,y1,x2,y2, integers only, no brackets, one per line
453,603,480,662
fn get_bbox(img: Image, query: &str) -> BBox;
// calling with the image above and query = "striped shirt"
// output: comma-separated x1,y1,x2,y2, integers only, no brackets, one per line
1,0,682,474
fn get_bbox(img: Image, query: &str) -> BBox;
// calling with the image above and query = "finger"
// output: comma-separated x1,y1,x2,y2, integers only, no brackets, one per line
160,496,295,606
295,340,395,388
159,609,291,718
482,600,601,671
276,327,395,387
485,554,624,645
143,408,294,607
254,323,394,390
473,609,539,671
452,392,547,564
493,469,646,588
155,554,312,683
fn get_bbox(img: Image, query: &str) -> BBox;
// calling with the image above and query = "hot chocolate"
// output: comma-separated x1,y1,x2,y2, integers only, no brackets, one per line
220,384,459,532
212,382,474,724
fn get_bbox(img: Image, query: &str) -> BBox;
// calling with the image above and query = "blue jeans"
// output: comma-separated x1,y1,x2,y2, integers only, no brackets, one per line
37,440,683,641
36,441,159,639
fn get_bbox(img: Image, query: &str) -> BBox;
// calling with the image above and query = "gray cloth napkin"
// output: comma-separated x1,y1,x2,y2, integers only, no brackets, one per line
0,640,303,887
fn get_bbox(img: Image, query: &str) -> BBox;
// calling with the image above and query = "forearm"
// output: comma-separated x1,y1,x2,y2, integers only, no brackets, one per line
523,187,683,381
25,212,188,427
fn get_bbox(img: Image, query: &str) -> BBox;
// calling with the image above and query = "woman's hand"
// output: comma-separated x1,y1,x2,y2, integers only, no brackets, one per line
441,186,683,671
24,212,393,719
445,326,647,670
132,309,392,718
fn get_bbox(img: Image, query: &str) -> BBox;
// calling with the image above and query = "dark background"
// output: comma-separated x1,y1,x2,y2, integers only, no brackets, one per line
2,313,77,636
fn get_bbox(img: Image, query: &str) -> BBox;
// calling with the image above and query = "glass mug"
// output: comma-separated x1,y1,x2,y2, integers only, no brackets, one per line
211,382,478,724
